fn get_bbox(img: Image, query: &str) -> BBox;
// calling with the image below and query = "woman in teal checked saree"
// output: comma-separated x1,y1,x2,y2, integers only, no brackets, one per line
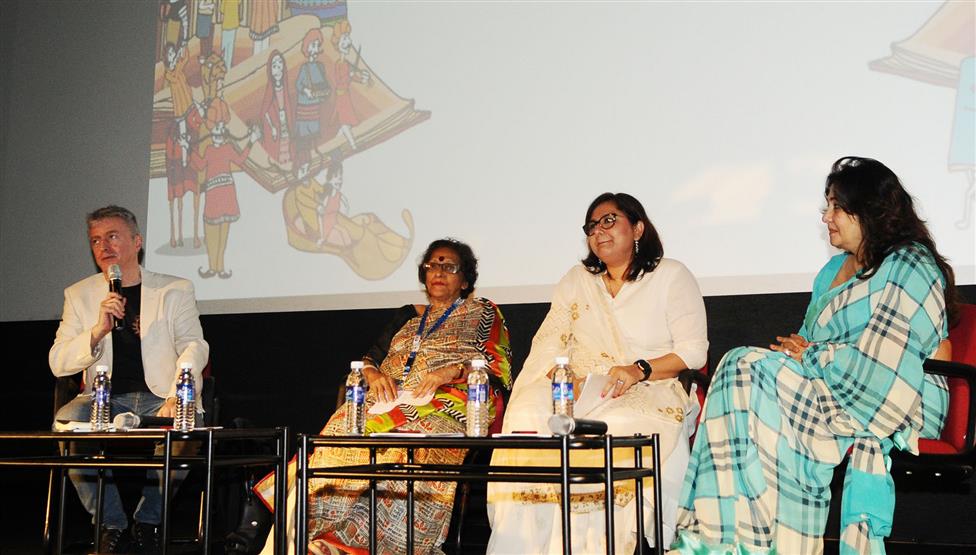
672,157,960,555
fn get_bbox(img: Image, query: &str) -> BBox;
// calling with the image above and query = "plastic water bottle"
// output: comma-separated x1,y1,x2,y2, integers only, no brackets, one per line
466,359,490,437
551,356,575,417
90,365,111,431
175,363,195,432
345,361,367,435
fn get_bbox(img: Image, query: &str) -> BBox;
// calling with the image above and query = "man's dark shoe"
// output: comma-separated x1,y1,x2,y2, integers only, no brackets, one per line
130,521,161,553
96,526,128,553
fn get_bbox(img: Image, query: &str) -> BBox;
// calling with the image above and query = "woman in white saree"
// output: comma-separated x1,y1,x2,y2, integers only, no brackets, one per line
487,192,708,554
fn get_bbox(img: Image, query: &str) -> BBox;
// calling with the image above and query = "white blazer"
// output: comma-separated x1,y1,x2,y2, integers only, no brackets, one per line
49,267,209,399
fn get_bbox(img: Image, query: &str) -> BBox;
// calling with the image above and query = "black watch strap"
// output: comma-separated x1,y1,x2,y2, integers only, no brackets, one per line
634,359,653,380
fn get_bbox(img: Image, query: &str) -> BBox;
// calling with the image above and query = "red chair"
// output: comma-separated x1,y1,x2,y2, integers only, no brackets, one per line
891,303,976,482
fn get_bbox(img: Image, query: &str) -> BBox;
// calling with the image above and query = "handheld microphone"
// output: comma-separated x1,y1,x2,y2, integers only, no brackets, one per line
548,415,609,436
108,264,123,331
113,412,173,430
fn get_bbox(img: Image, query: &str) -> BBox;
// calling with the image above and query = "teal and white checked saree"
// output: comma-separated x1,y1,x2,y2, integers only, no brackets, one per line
673,245,949,555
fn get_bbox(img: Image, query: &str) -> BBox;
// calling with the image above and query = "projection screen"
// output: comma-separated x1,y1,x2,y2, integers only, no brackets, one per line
142,1,975,314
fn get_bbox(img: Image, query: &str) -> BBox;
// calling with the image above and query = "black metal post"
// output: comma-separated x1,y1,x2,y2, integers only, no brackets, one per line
275,427,289,555
603,435,615,555
161,432,173,555
560,434,572,555
634,438,645,555
369,446,377,555
202,429,215,554
406,447,415,555
652,434,663,555
297,434,308,555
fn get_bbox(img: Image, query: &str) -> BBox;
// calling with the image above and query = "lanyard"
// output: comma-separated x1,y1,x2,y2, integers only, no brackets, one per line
402,297,463,379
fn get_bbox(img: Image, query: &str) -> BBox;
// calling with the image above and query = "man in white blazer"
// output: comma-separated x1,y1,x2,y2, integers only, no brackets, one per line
49,205,209,553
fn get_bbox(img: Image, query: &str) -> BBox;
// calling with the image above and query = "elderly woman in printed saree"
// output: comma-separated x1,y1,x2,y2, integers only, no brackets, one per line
672,157,959,555
251,238,512,555
487,192,709,554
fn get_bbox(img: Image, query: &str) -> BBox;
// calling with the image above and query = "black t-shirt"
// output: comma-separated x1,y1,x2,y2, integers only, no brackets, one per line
110,284,149,394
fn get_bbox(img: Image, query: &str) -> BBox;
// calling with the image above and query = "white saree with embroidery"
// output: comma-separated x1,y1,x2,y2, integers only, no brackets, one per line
487,261,708,554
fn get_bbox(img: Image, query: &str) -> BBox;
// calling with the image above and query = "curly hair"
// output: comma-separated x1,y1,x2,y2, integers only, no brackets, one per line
417,238,478,299
826,156,958,324
581,192,663,281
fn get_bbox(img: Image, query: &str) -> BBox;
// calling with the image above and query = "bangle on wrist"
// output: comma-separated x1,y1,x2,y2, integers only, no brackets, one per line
634,359,653,381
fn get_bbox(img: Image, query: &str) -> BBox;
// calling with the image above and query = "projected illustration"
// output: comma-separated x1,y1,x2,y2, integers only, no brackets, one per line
870,0,976,229
148,0,426,280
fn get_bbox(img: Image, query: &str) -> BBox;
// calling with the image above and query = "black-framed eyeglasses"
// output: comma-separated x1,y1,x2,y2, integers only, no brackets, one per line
582,213,620,236
423,262,460,275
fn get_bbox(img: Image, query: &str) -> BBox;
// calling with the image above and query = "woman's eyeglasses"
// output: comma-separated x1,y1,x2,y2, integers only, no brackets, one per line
582,213,619,236
423,262,460,274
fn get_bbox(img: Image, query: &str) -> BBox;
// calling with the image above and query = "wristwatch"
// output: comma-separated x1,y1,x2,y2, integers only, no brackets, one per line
634,359,653,381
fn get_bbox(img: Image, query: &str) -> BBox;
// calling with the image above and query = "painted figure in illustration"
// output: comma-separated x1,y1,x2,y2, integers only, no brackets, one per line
218,0,242,71
150,7,430,281
331,19,371,150
160,0,189,48
294,28,331,166
281,155,415,280
194,0,216,57
184,99,259,279
284,160,351,250
248,0,281,57
164,104,204,249
260,50,296,168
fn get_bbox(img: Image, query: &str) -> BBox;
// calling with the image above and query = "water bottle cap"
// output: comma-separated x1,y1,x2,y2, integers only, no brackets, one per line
470,359,486,369
554,356,569,365
350,361,365,370
95,365,109,374
179,362,193,370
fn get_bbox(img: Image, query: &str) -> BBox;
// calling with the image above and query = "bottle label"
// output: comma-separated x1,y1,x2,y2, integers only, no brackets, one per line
178,384,194,403
552,382,574,402
94,389,109,404
469,383,488,403
346,385,365,404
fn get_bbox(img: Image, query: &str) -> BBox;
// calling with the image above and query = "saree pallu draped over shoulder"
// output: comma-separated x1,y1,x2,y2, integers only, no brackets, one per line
488,261,708,554
255,297,512,555
673,245,949,555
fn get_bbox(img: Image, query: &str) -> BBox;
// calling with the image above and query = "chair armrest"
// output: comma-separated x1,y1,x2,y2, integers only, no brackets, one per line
678,368,710,396
924,358,976,381
923,358,976,454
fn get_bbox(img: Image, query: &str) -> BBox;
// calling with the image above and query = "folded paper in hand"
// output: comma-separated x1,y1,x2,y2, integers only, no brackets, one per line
367,390,435,415
574,373,614,418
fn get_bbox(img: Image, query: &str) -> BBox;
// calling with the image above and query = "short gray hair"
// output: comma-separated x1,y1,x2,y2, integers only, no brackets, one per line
86,205,141,237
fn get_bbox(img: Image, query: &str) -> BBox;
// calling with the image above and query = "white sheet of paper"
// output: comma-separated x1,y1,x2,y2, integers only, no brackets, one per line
367,389,436,415
574,373,613,418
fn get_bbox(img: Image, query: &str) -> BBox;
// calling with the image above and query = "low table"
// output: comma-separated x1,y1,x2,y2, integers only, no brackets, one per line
0,427,289,554
295,433,662,555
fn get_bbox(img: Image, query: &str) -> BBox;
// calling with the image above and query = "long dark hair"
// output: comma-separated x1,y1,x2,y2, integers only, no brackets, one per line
826,156,958,324
581,192,663,281
417,238,478,299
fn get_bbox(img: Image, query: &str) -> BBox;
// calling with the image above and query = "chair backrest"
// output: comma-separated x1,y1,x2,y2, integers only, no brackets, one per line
684,364,710,447
940,304,976,451
949,303,976,367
